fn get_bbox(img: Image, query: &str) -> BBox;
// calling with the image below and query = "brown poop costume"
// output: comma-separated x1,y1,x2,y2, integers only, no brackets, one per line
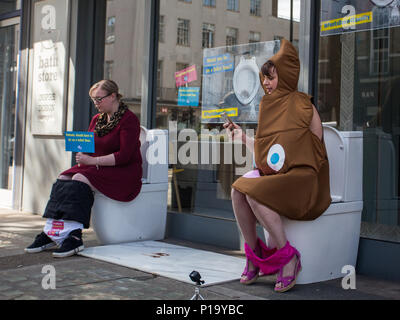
232,39,331,221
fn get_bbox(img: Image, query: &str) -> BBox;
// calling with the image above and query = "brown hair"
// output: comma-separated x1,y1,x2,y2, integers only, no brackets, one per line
261,60,276,79
89,79,123,100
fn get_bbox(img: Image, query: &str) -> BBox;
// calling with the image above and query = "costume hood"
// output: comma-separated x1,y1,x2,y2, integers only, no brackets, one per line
259,39,300,94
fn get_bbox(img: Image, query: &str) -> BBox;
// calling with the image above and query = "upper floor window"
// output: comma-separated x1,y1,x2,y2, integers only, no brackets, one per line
249,31,261,43
106,16,116,44
227,0,239,12
203,0,216,8
226,27,238,47
202,23,215,48
159,15,165,43
250,0,261,16
177,18,190,46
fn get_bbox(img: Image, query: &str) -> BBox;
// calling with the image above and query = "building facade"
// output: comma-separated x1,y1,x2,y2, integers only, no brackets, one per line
0,0,399,281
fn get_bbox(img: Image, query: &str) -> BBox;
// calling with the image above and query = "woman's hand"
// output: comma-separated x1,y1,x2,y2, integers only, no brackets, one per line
223,121,245,143
76,152,95,166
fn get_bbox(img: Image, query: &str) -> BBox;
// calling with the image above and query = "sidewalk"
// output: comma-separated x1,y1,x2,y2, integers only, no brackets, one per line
0,208,399,300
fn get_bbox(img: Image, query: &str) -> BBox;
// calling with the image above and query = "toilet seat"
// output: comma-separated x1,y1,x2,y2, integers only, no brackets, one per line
233,56,260,105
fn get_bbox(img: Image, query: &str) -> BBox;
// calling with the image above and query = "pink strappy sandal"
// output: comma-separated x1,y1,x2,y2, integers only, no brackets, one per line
245,240,302,292
241,238,277,284
240,260,260,285
274,254,302,293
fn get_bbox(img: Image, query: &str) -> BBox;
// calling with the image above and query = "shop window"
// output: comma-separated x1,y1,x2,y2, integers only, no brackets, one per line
103,0,146,120
202,23,215,48
0,0,20,15
250,0,261,17
227,0,239,12
156,0,302,219
318,1,400,243
371,29,390,75
177,18,190,46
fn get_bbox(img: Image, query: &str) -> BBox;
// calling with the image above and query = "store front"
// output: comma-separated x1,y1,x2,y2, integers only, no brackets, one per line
0,1,20,208
2,0,399,281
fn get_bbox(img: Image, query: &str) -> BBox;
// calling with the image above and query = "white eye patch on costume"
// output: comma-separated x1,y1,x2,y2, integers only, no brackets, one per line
267,144,285,172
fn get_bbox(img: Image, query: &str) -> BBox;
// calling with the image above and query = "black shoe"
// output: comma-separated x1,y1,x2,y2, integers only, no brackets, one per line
25,232,56,253
52,229,84,258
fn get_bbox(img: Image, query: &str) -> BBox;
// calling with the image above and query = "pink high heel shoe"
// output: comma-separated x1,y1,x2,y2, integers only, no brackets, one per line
240,259,259,285
274,252,302,293
245,240,302,292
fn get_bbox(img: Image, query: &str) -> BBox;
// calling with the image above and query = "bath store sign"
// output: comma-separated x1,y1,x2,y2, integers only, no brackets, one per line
31,0,70,135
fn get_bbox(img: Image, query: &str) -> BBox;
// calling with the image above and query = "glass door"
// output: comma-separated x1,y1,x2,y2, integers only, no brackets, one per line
0,17,19,207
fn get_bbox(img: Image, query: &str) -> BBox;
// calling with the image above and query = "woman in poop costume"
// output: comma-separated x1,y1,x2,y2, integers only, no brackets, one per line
224,39,331,292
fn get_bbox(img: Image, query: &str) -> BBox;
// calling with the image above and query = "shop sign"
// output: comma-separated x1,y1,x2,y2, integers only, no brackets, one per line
30,0,70,135
177,87,200,106
175,65,197,87
321,0,400,36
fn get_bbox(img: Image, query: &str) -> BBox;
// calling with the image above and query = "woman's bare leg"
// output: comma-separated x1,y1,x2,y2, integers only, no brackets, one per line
245,195,298,289
71,173,96,191
231,188,279,278
58,175,72,180
231,189,258,249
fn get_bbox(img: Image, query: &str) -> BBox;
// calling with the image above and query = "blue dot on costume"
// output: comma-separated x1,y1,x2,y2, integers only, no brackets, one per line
271,153,279,165
267,144,285,172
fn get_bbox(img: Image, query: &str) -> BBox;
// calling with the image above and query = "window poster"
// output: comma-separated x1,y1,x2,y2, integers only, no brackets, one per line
30,0,70,135
201,40,280,124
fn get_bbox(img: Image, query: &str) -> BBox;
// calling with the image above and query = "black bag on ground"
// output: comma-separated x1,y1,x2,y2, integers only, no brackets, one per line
43,179,94,229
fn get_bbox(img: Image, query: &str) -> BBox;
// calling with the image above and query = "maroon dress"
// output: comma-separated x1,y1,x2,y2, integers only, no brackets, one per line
61,110,142,202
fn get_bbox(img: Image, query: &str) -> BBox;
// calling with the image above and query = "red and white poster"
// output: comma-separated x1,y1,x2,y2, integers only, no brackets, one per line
175,65,197,87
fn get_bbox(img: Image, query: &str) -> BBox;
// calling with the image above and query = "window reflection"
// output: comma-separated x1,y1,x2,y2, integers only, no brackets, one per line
318,1,400,241
156,0,300,217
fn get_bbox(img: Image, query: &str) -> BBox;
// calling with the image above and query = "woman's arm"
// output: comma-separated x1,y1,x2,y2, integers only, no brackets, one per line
76,153,116,167
309,104,323,141
223,122,254,152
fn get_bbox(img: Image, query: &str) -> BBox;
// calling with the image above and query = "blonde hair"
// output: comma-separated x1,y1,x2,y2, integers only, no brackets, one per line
89,79,123,100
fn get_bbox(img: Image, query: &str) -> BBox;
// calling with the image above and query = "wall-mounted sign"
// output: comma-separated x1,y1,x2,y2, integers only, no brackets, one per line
177,87,200,106
175,65,197,87
321,0,400,36
30,0,70,135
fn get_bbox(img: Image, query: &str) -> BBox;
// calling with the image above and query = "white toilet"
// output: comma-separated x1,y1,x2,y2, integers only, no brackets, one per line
91,127,169,245
264,125,364,284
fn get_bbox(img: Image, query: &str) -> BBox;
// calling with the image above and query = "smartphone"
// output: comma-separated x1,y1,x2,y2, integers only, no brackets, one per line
221,112,233,125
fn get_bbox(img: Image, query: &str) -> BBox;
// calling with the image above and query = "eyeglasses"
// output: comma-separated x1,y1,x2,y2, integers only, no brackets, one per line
90,92,112,103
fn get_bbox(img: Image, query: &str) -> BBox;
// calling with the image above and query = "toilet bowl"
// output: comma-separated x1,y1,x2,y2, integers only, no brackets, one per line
91,127,169,245
264,126,363,284
233,56,260,105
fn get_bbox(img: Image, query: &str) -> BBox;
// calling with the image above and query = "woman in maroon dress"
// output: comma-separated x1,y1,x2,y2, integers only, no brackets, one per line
25,80,142,258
